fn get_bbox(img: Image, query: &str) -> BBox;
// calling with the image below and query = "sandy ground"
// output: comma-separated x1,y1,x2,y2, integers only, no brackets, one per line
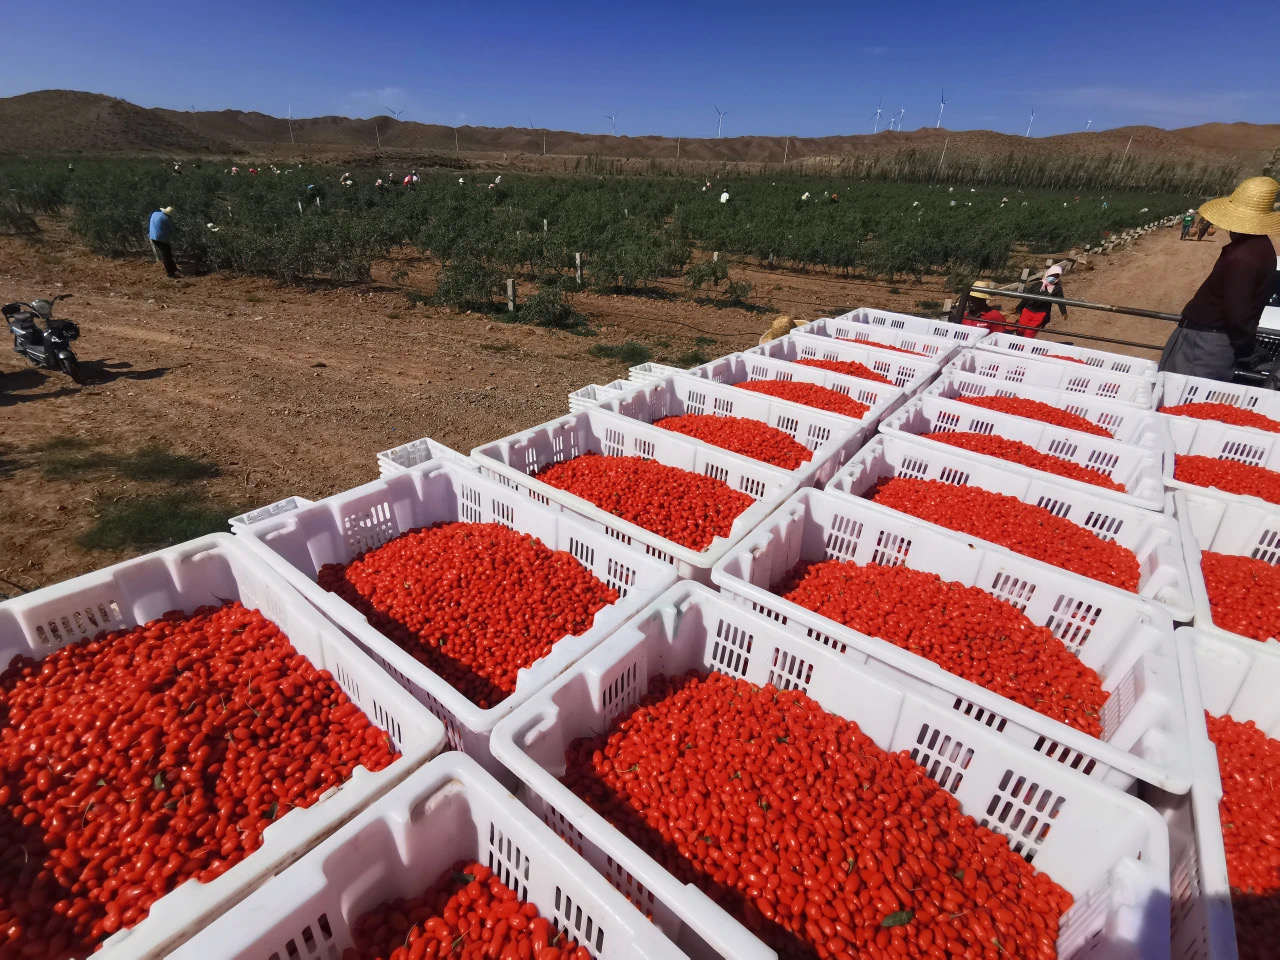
0,219,1228,593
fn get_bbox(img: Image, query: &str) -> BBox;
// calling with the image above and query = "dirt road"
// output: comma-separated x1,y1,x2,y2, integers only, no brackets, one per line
0,219,1231,592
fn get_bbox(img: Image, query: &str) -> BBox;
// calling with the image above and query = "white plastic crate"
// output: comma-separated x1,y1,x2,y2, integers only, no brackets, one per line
925,368,1172,458
595,374,868,487
826,434,1192,618
568,378,633,413
169,754,687,960
880,394,1169,510
1157,371,1280,422
628,361,681,384
377,433,475,476
947,349,1155,407
228,496,313,530
469,408,800,582
710,487,1189,792
687,351,903,423
1173,626,1280,960
747,329,940,394
976,331,1159,381
1173,490,1280,648
234,459,677,783
801,315,968,363
0,534,447,960
1164,413,1280,509
832,305,990,344
1158,631,1236,960
490,582,1171,960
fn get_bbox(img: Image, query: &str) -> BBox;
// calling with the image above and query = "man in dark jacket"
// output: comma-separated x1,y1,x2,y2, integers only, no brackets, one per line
1159,177,1280,380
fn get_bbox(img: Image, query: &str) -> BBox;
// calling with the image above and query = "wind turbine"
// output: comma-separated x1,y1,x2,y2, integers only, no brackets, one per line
286,104,294,144
1085,119,1093,132
1026,110,1036,137
869,98,883,133
895,107,906,131
604,113,617,136
190,105,200,134
714,105,730,138
936,88,947,128
530,115,545,155
384,105,406,121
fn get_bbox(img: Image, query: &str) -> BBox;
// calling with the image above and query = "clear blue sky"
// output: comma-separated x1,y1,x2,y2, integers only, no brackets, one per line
3,0,1277,138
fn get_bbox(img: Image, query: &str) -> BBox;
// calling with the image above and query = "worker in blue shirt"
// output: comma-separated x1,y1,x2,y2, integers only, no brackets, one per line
148,205,180,277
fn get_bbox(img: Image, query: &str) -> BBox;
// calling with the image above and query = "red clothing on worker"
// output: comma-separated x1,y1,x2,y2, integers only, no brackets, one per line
962,308,1008,334
1016,307,1049,337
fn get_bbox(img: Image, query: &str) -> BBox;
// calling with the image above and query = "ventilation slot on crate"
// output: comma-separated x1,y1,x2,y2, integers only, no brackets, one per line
803,626,847,655
633,437,655,460
490,498,516,530
420,688,465,751
951,696,1009,732
1252,527,1280,566
750,600,787,625
1044,594,1100,653
333,663,360,704
487,823,530,902
804,424,831,449
910,724,973,794
601,661,640,725
1032,736,1098,777
705,394,728,417
901,455,932,481
1064,377,1092,396
767,647,813,692
1099,666,1138,737
979,770,1064,863
935,409,961,432
602,428,625,459
460,483,483,524
740,474,767,500
1033,495,1071,520
776,415,800,439
541,805,586,856
605,557,636,596
1169,849,1204,960
524,445,542,474
703,463,729,486
1080,509,1122,542
1083,449,1119,474
987,572,1035,612
711,618,755,677
341,501,396,555
871,529,911,567
604,853,657,910
569,537,595,572
554,886,606,955
824,513,863,562
643,542,673,565
604,524,633,547
1219,439,1267,467
371,701,403,751
964,416,997,436
36,599,123,650
1044,438,1081,463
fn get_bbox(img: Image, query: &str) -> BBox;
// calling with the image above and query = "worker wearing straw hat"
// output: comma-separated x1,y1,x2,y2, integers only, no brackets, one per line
758,315,810,344
148,205,180,278
959,281,1008,333
1159,176,1280,380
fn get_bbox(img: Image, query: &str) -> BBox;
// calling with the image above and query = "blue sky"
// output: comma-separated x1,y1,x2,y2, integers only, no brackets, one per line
3,0,1277,138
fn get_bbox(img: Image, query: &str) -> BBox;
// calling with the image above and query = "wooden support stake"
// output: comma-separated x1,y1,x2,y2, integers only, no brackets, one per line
542,219,548,233
713,252,719,262
506,279,516,312
1017,268,1030,292
575,253,582,285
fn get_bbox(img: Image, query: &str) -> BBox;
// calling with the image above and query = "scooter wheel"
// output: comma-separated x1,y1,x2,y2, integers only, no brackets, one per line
60,356,85,384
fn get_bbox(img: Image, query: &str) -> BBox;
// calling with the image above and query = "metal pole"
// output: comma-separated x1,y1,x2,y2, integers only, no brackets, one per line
966,285,1181,323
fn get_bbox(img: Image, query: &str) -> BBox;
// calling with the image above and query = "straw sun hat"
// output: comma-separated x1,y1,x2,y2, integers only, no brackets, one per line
969,280,996,300
1199,176,1280,236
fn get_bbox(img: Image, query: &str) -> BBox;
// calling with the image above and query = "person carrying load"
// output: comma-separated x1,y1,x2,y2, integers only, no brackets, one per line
1013,265,1067,338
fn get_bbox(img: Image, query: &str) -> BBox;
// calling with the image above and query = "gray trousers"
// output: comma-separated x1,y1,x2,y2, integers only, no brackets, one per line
1158,327,1235,381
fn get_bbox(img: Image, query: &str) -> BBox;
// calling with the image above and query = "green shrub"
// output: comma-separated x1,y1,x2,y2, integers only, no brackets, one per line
434,257,502,311
517,286,590,332
686,259,729,290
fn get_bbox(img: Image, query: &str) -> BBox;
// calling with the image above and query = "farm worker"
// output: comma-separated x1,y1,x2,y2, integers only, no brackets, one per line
759,315,801,345
1195,215,1212,241
959,281,1007,333
720,191,730,203
1159,176,1280,380
412,170,420,184
1013,265,1067,338
148,206,180,278
231,167,239,175
404,175,412,186
1181,210,1196,240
